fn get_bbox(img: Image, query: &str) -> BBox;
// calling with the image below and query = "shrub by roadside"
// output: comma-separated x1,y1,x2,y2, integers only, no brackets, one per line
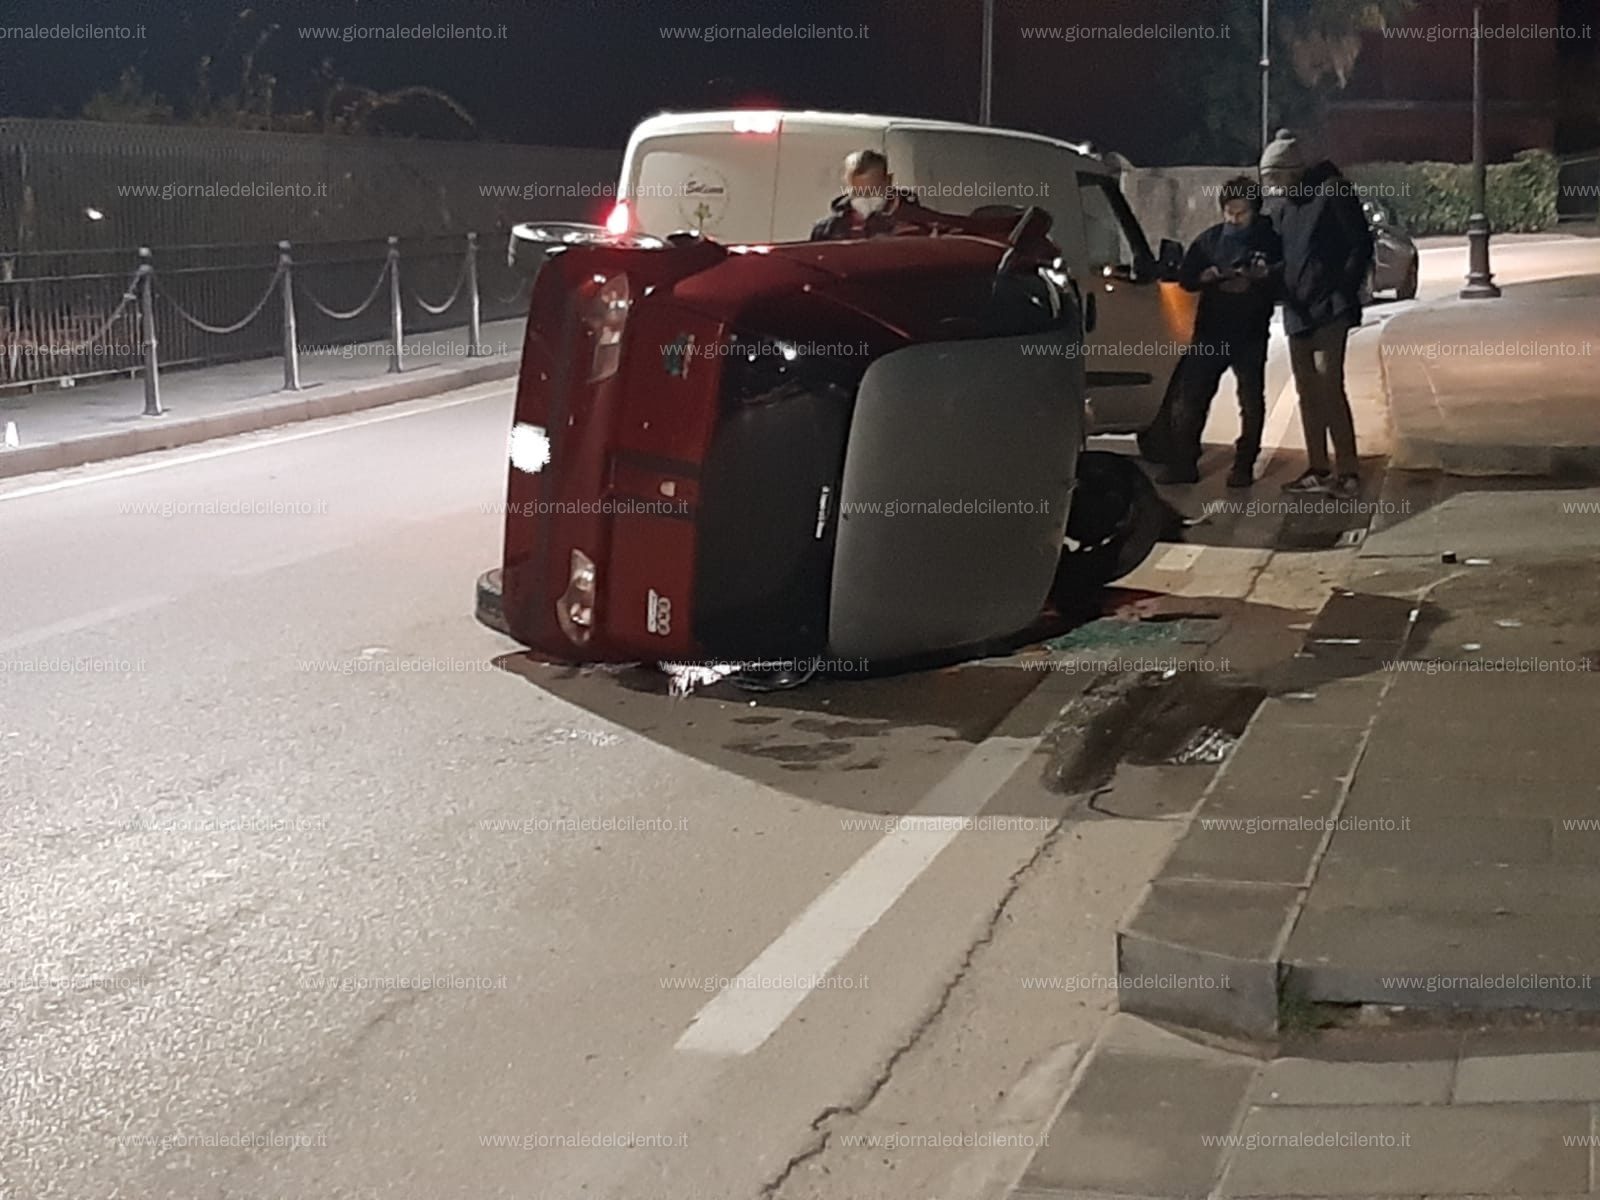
1348,149,1559,235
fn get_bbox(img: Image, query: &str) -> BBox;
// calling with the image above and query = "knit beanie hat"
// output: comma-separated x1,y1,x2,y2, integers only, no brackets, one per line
1260,128,1307,171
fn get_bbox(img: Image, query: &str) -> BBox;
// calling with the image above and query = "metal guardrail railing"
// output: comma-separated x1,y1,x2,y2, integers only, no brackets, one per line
0,232,533,405
1557,151,1600,225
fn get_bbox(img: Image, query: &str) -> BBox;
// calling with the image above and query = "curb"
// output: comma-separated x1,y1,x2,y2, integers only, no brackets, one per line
0,356,519,481
1114,591,1415,1041
1390,429,1600,479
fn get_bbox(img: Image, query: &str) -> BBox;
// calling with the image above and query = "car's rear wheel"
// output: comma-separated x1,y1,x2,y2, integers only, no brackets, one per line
1053,451,1168,598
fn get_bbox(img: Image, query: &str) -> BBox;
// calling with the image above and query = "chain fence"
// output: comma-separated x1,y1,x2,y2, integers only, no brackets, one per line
0,232,531,406
1557,150,1600,227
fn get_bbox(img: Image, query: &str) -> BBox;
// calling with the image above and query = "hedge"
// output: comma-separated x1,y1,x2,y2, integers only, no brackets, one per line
1346,150,1559,235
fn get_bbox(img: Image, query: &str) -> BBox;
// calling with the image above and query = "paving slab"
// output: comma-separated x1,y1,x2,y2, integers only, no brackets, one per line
1250,1059,1455,1107
1361,488,1600,559
1021,1016,1258,1199
1318,817,1552,868
1216,1101,1591,1197
1284,909,1600,1010
1119,878,1298,1037
1253,677,1389,729
1453,1050,1600,1103
1306,860,1600,916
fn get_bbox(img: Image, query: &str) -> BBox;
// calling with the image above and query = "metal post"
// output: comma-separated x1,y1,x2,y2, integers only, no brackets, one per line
1461,0,1501,298
387,235,404,372
1260,0,1272,159
137,246,162,416
278,241,301,391
465,232,482,357
979,0,994,126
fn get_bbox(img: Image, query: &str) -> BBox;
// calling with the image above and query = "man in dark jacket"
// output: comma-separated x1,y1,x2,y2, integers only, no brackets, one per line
1260,129,1374,499
810,149,925,241
1157,175,1283,487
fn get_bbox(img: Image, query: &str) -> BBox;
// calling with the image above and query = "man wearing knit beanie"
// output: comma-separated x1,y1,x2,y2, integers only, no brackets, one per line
1260,129,1374,499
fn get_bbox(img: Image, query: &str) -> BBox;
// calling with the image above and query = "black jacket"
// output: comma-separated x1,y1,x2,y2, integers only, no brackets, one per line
809,189,924,241
1267,161,1375,337
1179,217,1282,345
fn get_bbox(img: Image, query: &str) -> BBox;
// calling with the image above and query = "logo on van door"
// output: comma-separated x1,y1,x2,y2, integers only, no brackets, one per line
677,167,729,233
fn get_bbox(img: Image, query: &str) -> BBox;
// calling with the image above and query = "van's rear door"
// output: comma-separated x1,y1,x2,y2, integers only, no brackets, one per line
626,119,782,242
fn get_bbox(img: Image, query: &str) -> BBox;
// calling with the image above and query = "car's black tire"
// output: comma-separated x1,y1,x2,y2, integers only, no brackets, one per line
1397,259,1419,301
1053,451,1169,598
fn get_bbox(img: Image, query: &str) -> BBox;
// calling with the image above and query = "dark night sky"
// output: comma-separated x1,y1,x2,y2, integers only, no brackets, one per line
0,0,882,147
3,0,1597,157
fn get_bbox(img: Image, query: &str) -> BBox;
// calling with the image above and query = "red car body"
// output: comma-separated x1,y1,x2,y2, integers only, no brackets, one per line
479,209,1096,670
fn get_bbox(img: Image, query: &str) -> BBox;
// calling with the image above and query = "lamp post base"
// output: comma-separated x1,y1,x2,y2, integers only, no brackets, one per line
1460,215,1501,299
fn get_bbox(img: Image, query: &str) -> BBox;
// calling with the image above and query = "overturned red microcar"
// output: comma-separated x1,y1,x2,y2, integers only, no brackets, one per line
476,206,1164,684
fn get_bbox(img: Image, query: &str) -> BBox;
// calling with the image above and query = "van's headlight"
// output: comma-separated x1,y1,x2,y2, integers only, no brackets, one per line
582,273,631,382
555,549,597,644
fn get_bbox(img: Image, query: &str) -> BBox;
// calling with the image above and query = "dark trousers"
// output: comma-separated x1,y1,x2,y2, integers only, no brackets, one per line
1287,316,1359,477
1170,338,1268,470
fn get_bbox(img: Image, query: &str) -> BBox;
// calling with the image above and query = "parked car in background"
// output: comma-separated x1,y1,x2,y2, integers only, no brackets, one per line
1363,197,1419,301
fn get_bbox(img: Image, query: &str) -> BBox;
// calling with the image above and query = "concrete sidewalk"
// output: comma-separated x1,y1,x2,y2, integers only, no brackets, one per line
1381,271,1600,478
1012,1012,1600,1200
0,319,524,479
1116,477,1600,1041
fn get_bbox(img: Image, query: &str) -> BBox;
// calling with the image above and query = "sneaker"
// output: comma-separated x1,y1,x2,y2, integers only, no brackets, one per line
1330,474,1360,500
1154,463,1200,486
1280,470,1331,495
1225,463,1254,488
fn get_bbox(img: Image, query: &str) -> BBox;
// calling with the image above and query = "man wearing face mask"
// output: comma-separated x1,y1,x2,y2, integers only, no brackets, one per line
809,149,924,241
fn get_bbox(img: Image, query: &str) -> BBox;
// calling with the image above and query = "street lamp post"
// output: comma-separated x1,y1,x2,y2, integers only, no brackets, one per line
1461,0,1501,298
979,0,995,125
1260,0,1271,158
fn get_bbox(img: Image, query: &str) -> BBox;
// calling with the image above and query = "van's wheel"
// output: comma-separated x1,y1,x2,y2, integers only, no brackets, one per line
1397,259,1419,301
1053,451,1168,599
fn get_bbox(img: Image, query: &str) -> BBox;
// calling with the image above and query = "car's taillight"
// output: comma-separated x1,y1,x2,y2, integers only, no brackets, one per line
556,549,598,645
582,273,631,382
605,200,631,235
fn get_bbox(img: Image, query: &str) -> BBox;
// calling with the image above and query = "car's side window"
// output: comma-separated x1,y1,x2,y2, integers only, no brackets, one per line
1076,174,1151,271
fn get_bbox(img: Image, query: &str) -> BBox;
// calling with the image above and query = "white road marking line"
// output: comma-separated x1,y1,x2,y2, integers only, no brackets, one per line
1262,368,1300,456
675,732,1042,1057
1153,544,1205,572
0,382,511,504
0,595,172,655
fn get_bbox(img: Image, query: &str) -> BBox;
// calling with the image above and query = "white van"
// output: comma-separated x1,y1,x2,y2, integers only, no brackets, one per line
608,109,1195,435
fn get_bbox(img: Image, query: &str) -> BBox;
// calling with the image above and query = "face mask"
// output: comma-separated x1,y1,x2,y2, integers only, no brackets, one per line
850,195,886,217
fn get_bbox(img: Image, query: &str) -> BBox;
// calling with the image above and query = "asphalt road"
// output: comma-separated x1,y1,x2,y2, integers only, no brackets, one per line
0,377,1178,1200
3,235,1591,1200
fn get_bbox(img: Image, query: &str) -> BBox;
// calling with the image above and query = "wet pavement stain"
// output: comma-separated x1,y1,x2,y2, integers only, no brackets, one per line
1044,670,1268,797
790,718,890,739
724,740,854,764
